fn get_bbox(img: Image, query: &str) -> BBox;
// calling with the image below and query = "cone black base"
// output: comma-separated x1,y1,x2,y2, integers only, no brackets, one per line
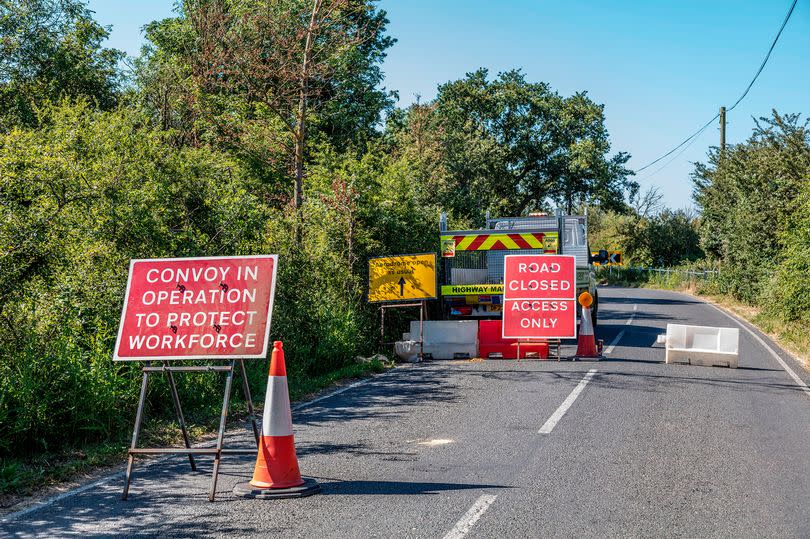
233,477,320,499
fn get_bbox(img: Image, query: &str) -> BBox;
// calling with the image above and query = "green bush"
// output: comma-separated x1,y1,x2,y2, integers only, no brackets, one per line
762,181,810,322
693,112,809,312
0,100,267,456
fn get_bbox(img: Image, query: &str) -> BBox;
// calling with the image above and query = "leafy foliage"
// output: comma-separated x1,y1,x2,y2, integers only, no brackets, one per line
0,100,266,455
0,0,124,130
588,187,703,267
693,111,809,315
401,68,637,225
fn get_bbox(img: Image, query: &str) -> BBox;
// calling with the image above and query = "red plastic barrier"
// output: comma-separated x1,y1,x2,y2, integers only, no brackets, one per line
478,320,548,359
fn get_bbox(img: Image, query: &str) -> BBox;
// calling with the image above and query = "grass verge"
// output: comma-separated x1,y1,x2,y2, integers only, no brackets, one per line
0,358,389,504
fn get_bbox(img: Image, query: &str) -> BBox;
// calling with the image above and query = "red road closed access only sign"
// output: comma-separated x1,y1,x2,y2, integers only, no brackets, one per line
113,255,278,361
502,254,576,339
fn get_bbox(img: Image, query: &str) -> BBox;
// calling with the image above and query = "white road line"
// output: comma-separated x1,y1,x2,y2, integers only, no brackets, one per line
2,367,402,523
605,330,625,355
539,369,598,434
633,304,638,311
704,301,810,398
443,494,498,539
625,313,635,326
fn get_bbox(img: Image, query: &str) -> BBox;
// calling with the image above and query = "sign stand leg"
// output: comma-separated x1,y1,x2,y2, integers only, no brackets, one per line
517,339,521,362
419,301,425,361
123,363,151,500
380,307,385,348
238,359,260,444
164,362,196,472
209,361,236,502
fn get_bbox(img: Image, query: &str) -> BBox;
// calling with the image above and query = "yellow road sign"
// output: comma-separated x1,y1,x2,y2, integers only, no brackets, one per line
591,251,623,266
368,253,437,302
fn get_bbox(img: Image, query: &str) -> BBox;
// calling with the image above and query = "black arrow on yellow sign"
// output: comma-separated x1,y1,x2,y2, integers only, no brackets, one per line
398,277,406,296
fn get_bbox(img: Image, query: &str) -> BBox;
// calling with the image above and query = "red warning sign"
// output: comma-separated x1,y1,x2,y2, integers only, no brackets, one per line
113,255,278,361
502,255,576,339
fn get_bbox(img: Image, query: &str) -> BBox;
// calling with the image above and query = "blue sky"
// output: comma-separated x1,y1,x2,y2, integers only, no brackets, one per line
88,0,809,209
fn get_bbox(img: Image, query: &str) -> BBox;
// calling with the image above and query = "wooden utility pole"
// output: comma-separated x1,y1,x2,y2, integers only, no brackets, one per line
719,106,726,153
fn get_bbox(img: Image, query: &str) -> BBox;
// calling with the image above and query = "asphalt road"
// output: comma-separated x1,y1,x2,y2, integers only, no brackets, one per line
3,287,810,538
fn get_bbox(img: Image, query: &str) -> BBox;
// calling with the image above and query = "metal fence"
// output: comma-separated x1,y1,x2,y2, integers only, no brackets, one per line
600,265,720,280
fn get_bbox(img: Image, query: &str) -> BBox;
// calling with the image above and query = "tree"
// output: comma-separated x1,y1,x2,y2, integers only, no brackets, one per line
693,111,809,305
0,0,124,130
176,0,394,208
545,91,636,214
405,69,636,224
630,185,664,219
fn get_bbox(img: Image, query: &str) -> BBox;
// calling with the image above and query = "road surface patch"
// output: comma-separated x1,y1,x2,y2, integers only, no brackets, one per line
417,439,454,447
442,494,498,539
539,369,598,434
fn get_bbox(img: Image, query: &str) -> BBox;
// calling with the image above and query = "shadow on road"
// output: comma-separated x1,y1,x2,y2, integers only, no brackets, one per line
458,366,805,398
314,478,510,496
588,370,807,396
601,295,701,306
596,323,662,348
293,368,459,428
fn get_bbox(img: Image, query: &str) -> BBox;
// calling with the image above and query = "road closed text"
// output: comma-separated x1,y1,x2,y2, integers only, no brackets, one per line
503,257,576,300
114,255,278,361
502,255,576,339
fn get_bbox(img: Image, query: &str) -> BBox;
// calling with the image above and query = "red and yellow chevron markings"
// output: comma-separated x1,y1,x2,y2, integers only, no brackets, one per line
440,232,557,251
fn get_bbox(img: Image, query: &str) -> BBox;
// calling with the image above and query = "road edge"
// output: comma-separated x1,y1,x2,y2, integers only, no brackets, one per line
671,289,810,394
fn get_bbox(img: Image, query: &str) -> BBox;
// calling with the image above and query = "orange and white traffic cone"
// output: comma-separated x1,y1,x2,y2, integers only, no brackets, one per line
234,341,319,499
575,292,601,359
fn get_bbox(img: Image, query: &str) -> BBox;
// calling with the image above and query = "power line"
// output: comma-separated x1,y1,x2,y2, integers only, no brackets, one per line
728,0,798,112
636,121,712,182
634,113,718,174
633,0,799,174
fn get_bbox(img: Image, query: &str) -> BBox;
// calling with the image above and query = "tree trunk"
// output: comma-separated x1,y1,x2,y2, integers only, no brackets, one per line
293,0,322,211
294,129,304,208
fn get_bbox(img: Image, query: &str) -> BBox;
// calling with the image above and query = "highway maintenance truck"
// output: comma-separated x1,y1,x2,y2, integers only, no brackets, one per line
439,211,603,326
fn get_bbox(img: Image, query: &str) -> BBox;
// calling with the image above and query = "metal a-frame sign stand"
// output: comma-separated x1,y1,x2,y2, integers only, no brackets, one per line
514,338,561,361
116,254,279,503
122,359,260,502
369,253,438,361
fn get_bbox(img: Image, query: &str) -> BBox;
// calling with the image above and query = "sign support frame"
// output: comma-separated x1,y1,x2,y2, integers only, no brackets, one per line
514,337,562,361
122,359,260,502
379,301,426,360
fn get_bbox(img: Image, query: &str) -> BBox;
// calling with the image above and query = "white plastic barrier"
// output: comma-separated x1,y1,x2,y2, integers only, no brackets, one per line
665,324,740,368
394,340,421,363
410,320,478,360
